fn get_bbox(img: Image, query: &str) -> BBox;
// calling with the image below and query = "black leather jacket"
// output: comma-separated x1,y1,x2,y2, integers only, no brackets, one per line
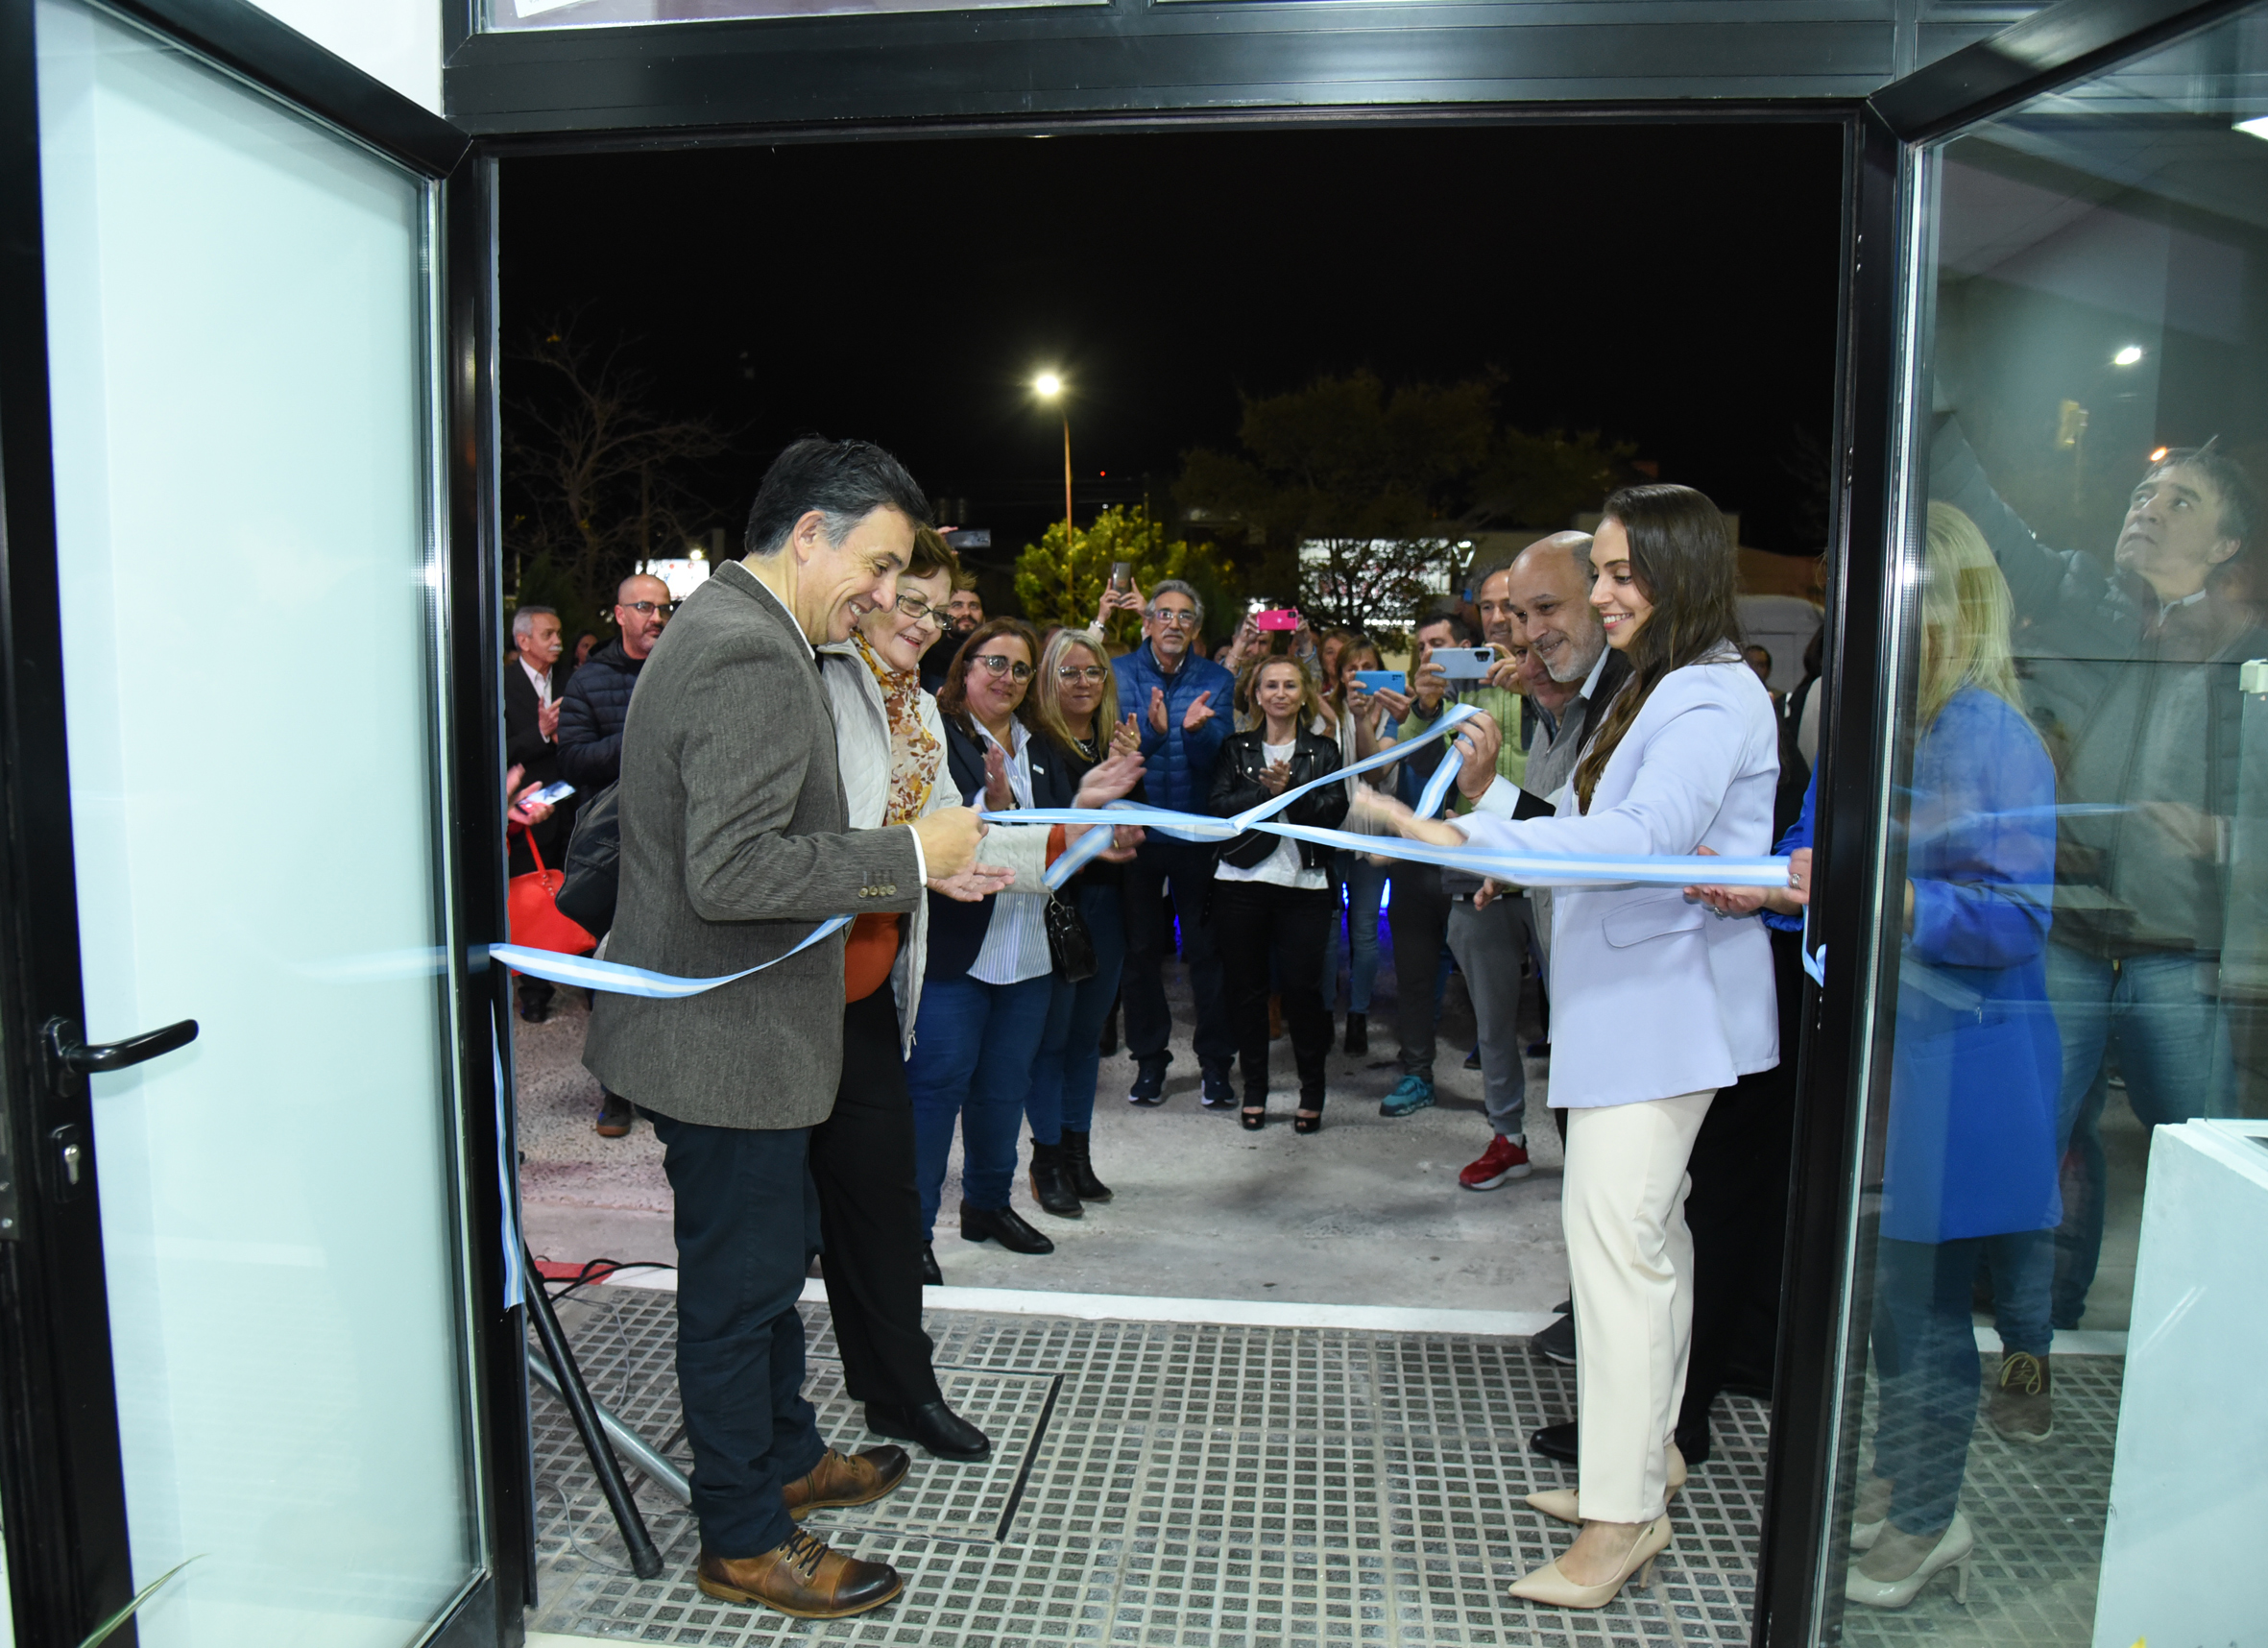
1207,725,1348,871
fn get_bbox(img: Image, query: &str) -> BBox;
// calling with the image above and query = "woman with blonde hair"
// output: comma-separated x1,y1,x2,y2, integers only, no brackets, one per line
1020,628,1144,1215
1208,652,1347,1130
1363,484,1781,1607
1695,502,2059,1610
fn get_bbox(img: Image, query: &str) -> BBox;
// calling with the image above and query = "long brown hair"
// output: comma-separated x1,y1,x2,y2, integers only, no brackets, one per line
935,617,1042,735
1573,484,1744,811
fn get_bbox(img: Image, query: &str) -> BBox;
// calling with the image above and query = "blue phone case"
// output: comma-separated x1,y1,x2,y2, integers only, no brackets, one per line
1352,670,1404,694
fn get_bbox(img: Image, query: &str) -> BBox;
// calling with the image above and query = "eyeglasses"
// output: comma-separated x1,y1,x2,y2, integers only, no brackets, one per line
1056,665,1109,684
621,600,675,618
969,653,1034,683
1147,607,1200,628
891,593,943,626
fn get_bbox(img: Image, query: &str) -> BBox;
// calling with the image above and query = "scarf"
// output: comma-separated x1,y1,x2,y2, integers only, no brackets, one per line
854,634,940,825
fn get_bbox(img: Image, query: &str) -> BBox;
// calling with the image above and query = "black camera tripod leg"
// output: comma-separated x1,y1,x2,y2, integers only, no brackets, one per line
525,1245,665,1579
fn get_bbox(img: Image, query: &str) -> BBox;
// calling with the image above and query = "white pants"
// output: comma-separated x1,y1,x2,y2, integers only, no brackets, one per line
1562,1089,1716,1524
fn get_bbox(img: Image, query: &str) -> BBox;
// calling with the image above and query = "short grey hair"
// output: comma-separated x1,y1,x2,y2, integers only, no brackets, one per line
511,604,557,641
1147,579,1205,628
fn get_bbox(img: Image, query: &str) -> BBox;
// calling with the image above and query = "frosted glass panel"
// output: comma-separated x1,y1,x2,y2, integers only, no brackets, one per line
35,2,476,1644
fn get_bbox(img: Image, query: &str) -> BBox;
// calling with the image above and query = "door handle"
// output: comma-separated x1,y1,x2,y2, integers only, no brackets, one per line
40,1015,199,1095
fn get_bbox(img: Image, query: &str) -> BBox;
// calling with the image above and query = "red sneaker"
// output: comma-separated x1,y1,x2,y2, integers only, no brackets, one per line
1460,1134,1532,1190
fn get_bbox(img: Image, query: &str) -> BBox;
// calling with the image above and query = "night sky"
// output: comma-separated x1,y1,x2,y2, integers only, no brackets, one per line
502,122,1846,570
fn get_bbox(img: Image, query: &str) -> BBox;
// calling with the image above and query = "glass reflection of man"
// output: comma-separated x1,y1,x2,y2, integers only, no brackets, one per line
1933,423,2264,1334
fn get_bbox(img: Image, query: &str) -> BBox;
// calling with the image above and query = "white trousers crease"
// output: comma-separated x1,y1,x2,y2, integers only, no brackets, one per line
1562,1088,1716,1524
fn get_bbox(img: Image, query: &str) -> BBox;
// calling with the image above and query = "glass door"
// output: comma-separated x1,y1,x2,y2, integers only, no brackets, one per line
1,1,489,1643
1816,6,2268,1643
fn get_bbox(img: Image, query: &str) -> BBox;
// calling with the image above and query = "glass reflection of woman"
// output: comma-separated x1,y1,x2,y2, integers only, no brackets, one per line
1698,503,2062,1610
1362,485,1782,1609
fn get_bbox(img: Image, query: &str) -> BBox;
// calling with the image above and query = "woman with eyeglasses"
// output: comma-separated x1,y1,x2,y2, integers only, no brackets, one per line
816,527,1004,1464
1208,653,1349,1131
1020,630,1146,1218
1360,485,1782,1610
908,618,1145,1269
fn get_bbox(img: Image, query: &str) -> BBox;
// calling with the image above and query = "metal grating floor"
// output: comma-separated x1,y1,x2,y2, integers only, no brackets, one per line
526,1290,2118,1648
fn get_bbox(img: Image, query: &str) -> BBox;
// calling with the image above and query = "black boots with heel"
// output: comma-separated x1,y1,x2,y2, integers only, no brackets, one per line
1061,1128,1113,1201
1028,1142,1084,1219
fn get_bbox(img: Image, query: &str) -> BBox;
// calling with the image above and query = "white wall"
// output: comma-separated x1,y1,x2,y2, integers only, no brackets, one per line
244,0,442,115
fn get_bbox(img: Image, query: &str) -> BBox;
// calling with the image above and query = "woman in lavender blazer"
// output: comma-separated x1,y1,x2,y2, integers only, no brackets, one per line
1365,485,1784,1610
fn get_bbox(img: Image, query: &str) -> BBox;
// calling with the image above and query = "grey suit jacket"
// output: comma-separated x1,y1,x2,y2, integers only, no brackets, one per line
583,559,924,1129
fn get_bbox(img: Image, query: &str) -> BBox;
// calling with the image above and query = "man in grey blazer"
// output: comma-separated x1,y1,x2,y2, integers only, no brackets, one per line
585,438,985,1617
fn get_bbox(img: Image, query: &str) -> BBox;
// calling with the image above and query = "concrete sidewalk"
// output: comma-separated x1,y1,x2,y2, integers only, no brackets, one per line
512,910,1571,1315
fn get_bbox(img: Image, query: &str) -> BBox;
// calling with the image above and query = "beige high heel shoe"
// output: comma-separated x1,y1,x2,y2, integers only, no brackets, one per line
1506,1514,1673,1610
1524,1443,1687,1525
1844,1513,1973,1610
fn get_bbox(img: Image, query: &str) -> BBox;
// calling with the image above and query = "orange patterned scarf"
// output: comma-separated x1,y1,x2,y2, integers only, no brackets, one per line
853,634,940,825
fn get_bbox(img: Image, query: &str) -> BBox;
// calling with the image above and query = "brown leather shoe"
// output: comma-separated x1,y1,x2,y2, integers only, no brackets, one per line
782,1445,910,1520
696,1530,903,1618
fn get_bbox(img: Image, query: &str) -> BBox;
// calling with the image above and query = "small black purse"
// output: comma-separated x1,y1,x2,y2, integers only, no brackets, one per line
1045,890,1098,982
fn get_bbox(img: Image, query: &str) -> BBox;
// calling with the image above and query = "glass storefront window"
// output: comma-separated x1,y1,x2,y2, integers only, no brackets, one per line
488,0,1096,31
1826,11,2268,1644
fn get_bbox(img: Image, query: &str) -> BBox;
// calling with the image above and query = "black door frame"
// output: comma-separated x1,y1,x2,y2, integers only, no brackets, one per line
0,0,2246,1643
1758,0,2265,1641
0,5,534,1647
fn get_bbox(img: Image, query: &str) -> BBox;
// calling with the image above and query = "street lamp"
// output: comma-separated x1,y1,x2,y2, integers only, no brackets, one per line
1034,372,1074,612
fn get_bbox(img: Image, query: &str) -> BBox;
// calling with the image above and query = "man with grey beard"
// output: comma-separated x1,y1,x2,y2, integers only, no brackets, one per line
1441,531,1624,1370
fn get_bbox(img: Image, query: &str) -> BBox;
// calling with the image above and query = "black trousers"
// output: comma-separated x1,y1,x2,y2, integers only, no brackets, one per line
1213,878,1334,1104
808,986,942,1407
1121,837,1235,1068
1387,862,1452,1080
646,1110,827,1558
1677,927,1804,1440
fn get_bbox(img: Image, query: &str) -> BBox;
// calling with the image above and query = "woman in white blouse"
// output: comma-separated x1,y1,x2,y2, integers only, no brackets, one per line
1207,654,1348,1131
1362,485,1783,1609
908,618,1142,1267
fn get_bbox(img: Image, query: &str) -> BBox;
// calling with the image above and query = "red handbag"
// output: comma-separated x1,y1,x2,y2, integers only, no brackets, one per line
509,831,597,956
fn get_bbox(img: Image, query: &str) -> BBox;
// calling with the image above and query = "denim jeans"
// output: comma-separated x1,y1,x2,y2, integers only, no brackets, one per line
1025,882,1128,1146
1870,1235,1988,1540
1322,851,1388,1014
646,1113,827,1557
907,973,1057,1234
2041,942,2233,1326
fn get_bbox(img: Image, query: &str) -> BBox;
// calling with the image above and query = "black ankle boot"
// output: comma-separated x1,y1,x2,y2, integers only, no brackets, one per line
1343,1011,1367,1054
1027,1142,1084,1219
960,1202,1054,1254
1061,1127,1114,1201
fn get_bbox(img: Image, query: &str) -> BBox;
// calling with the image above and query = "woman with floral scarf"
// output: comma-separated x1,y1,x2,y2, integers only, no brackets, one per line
812,530,1007,1465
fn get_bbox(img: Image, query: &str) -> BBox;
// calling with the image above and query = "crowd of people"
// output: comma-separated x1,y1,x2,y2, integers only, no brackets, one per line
501,424,2257,1625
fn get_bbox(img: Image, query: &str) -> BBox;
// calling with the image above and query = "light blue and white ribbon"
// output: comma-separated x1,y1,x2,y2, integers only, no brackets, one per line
492,700,1795,998
490,916,850,997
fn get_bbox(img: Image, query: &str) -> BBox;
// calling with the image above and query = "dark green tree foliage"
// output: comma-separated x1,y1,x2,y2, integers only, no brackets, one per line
1176,371,1629,631
1013,505,1243,644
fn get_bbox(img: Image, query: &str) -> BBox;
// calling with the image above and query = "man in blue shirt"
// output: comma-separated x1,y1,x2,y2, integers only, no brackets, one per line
1110,580,1239,1106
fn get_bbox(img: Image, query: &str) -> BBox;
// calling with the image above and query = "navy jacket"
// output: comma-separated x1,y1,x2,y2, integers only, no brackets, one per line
558,638,644,789
1111,642,1236,814
925,715,1078,981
